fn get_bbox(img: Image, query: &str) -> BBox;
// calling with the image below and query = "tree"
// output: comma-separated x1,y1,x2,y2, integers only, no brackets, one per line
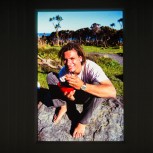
118,18,123,29
90,23,101,35
110,23,115,29
90,23,101,45
49,15,63,46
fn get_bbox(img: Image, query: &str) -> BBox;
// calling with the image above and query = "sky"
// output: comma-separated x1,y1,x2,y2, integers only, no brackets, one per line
37,11,123,33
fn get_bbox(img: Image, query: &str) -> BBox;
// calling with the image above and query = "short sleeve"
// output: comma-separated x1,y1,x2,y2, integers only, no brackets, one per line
85,60,109,83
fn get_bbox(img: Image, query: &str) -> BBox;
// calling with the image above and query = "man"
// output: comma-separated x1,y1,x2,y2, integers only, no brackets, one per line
47,42,116,139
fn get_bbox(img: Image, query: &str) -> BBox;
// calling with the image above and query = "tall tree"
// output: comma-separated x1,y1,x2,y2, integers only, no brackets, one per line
118,18,123,29
90,23,101,35
110,23,115,29
49,15,63,46
90,23,101,45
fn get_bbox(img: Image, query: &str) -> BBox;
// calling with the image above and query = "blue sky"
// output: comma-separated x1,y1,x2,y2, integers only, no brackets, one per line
37,11,123,33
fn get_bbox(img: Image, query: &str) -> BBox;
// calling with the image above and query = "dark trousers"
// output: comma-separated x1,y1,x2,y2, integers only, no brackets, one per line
46,72,106,124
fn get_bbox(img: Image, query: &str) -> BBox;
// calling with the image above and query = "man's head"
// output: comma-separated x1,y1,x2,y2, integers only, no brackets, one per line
58,42,86,74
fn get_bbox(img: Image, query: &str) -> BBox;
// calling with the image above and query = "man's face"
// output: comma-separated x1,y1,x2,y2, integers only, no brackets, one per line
63,49,82,74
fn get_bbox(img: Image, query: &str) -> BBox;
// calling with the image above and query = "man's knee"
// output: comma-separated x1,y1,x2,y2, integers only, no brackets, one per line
47,72,59,85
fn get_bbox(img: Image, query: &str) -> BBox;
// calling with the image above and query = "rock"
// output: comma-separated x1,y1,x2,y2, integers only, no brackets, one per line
38,96,124,141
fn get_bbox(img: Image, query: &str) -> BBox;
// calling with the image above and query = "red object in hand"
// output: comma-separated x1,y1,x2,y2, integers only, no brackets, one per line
57,82,74,93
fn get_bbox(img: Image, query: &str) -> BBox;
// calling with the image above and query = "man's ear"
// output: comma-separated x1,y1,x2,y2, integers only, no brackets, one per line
79,56,82,62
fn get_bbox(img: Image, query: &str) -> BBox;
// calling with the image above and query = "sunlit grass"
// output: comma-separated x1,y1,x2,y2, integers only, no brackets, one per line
38,72,48,89
82,45,123,54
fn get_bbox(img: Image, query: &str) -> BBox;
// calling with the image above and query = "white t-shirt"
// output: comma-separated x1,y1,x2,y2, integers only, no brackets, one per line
58,59,109,84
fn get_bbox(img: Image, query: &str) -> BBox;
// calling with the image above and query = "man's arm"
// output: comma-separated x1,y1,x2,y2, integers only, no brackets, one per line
66,74,116,98
84,79,116,98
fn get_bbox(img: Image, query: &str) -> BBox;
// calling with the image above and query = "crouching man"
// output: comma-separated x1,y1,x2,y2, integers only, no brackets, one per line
47,42,116,139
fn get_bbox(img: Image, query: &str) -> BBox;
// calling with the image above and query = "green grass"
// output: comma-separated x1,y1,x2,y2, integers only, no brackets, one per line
82,45,123,54
38,46,61,60
38,45,123,56
38,44,123,96
38,72,48,89
86,55,123,96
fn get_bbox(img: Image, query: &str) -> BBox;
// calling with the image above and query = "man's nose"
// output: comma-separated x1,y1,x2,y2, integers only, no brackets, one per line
67,59,72,65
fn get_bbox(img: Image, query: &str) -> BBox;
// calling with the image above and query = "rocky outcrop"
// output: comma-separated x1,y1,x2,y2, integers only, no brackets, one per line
38,95,124,141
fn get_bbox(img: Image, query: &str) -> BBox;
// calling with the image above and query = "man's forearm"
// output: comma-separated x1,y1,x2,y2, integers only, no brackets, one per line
83,82,116,98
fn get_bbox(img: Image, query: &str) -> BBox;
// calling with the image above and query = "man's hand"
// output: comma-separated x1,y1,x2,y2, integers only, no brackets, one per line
64,90,76,101
65,74,84,90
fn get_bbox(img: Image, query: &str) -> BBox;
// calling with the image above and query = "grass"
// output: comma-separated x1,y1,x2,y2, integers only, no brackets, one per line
38,44,123,96
86,55,123,96
38,72,48,89
82,45,123,54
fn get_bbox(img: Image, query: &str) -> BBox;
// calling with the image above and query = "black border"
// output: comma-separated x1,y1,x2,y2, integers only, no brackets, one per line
1,0,153,153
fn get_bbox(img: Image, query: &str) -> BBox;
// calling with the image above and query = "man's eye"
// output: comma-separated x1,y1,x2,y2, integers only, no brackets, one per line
63,58,75,63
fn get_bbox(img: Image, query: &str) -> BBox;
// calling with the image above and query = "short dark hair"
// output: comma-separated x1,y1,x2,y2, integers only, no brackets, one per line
58,42,86,65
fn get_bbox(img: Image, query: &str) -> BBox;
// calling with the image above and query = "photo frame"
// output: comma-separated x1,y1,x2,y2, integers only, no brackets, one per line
2,0,153,152
37,10,124,142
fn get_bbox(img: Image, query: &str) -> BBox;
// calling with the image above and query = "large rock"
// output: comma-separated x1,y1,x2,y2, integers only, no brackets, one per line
38,96,124,141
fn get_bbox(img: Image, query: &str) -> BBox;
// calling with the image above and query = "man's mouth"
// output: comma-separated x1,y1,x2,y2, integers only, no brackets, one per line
67,65,75,72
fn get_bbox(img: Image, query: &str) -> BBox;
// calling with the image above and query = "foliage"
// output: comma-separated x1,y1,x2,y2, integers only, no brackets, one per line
49,15,63,45
41,25,123,47
38,46,60,60
118,18,123,29
49,15,63,33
